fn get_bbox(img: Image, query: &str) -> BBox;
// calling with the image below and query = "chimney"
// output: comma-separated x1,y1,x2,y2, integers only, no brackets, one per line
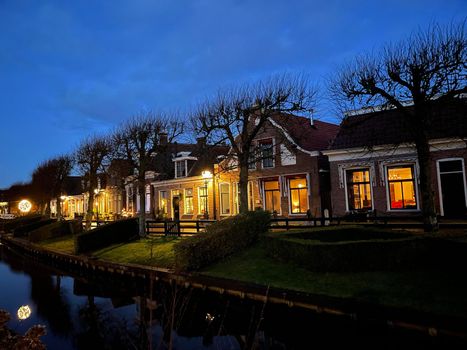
159,132,168,146
309,109,316,128
196,137,206,148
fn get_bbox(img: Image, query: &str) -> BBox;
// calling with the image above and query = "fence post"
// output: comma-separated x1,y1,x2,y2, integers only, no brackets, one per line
196,220,200,233
286,218,289,231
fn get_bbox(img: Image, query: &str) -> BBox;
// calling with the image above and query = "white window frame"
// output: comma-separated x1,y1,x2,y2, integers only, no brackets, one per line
159,190,168,214
436,157,467,216
219,182,231,215
145,185,151,213
184,188,194,215
257,137,275,169
384,163,420,212
261,178,282,215
175,160,188,178
344,167,374,212
198,186,208,215
288,176,309,215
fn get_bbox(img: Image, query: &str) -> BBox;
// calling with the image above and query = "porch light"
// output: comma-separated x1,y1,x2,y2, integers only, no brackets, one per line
202,170,213,179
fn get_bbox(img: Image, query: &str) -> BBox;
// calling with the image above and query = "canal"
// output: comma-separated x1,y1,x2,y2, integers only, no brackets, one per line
0,242,465,349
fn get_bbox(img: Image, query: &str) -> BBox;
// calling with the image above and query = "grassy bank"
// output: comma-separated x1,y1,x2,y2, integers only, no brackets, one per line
202,243,467,318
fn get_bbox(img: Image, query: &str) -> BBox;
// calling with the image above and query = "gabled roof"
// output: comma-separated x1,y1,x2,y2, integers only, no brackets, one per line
329,98,467,150
269,113,339,152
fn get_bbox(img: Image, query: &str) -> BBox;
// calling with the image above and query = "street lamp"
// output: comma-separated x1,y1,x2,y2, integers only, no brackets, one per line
201,170,212,219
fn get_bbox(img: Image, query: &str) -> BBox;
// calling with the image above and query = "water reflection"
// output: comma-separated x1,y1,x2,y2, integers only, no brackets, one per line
0,243,465,350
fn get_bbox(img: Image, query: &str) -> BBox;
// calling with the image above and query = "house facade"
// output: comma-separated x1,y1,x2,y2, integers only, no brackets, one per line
152,113,339,220
324,98,467,218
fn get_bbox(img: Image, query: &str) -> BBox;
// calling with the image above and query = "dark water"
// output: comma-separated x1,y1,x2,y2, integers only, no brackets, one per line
0,243,465,350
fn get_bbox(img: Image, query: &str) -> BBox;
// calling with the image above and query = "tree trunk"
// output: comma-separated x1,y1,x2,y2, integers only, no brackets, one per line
239,160,249,214
86,192,94,230
138,178,146,237
415,138,438,232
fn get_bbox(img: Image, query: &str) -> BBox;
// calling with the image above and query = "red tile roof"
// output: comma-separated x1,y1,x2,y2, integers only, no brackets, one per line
270,113,340,151
329,98,467,150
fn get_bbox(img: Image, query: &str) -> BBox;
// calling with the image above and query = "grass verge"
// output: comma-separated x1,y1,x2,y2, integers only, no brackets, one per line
38,234,75,254
202,243,467,318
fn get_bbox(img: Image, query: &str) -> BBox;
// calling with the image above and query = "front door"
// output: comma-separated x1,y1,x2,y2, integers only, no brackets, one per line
438,159,467,218
172,196,180,222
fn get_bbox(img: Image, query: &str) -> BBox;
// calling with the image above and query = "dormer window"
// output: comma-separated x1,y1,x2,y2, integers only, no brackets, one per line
175,160,187,178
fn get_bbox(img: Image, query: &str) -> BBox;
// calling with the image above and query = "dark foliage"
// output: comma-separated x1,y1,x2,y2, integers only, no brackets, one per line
28,220,82,243
174,210,271,271
75,218,139,254
2,214,43,233
13,218,57,237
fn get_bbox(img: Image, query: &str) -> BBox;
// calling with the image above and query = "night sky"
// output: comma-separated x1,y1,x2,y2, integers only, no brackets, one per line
0,0,465,188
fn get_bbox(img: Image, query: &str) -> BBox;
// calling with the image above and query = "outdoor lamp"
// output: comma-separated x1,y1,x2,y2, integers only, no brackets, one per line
201,170,212,218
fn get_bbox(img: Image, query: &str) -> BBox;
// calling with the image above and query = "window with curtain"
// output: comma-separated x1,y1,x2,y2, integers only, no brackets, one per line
159,191,168,214
219,183,231,215
184,188,193,214
263,180,280,213
346,169,372,210
289,177,308,214
198,186,208,214
387,166,417,209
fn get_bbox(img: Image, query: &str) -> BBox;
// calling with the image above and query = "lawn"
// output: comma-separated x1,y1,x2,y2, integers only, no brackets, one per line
38,234,181,268
92,236,180,268
202,243,467,318
38,234,75,254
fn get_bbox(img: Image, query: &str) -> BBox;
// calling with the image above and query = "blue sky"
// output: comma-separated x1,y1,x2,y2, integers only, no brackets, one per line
0,0,465,188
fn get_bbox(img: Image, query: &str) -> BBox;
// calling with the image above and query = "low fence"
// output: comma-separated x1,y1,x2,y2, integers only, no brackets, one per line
146,219,217,236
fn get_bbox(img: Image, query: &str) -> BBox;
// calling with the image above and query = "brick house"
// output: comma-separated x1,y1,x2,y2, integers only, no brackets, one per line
323,98,467,218
152,113,339,220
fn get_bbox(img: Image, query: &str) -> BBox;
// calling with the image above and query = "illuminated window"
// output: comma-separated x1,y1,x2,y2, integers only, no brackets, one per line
346,169,372,210
263,180,280,213
259,139,274,168
198,186,208,215
184,188,193,215
387,166,417,210
289,178,308,214
159,191,168,214
219,183,231,215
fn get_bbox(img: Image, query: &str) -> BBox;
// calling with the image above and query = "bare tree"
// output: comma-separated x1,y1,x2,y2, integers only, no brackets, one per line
113,112,184,236
330,23,466,231
192,74,316,214
75,135,112,230
31,162,56,215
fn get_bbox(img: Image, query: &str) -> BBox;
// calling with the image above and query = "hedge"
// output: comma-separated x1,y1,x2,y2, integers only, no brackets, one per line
28,220,82,243
1,215,43,233
75,218,139,254
13,218,57,237
264,234,434,272
174,210,271,271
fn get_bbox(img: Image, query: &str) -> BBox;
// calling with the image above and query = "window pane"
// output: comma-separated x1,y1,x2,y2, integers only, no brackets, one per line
159,191,167,214
290,178,306,188
346,169,372,210
402,181,417,208
185,197,193,214
264,181,279,190
220,183,231,215
439,160,463,173
389,182,403,209
388,167,413,180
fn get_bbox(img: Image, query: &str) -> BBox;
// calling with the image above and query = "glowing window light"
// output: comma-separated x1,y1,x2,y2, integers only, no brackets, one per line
18,200,32,213
17,305,31,320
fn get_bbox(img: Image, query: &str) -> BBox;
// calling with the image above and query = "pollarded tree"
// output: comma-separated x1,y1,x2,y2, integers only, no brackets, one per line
113,113,184,236
31,162,56,215
192,74,316,214
330,22,466,232
75,135,112,230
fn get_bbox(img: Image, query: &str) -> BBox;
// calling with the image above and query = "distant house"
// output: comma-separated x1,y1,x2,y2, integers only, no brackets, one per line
324,98,467,218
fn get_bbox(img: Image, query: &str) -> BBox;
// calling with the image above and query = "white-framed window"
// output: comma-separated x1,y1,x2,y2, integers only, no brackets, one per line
263,179,281,214
184,188,194,215
219,183,231,215
259,138,274,168
345,168,373,211
175,160,187,178
159,190,168,214
198,186,208,215
289,177,308,214
145,185,151,213
437,158,467,217
233,182,254,213
386,165,418,210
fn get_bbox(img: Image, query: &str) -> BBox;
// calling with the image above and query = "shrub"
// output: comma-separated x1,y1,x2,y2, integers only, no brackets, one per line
75,218,139,254
13,218,57,237
2,214,43,233
174,210,270,271
28,220,82,243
